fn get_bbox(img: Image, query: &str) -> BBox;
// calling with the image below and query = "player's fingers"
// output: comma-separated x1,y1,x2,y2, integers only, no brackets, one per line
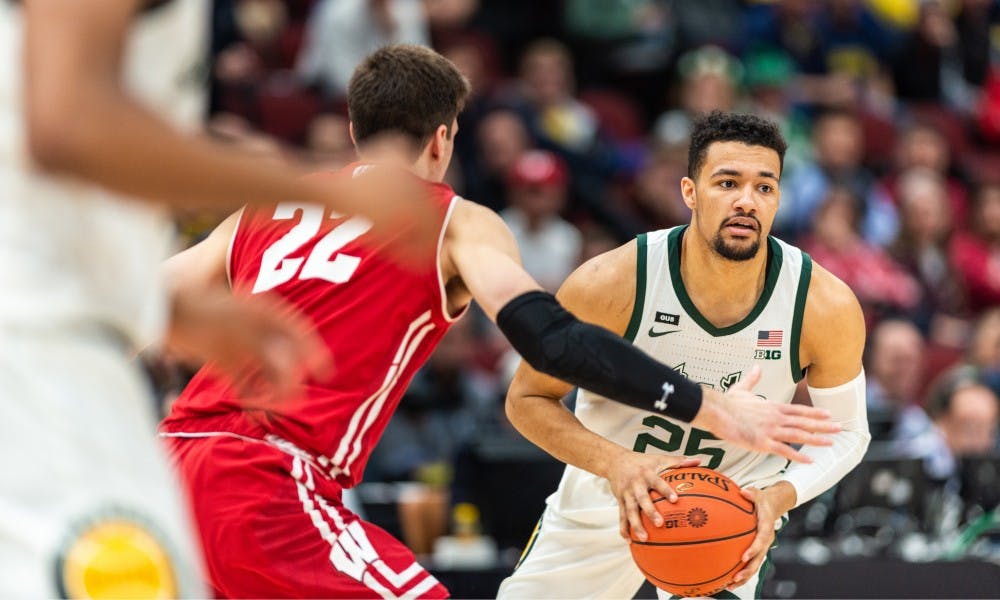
732,534,771,589
771,426,834,447
659,458,701,473
740,529,769,566
635,483,663,527
619,505,630,540
649,475,677,504
624,493,647,542
730,365,761,391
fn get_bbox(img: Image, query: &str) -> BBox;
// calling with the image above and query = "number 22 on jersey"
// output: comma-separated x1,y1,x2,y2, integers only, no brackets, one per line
252,203,372,294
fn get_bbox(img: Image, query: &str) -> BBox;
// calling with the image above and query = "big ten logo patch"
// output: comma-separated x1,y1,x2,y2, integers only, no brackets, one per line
56,510,177,599
754,349,782,360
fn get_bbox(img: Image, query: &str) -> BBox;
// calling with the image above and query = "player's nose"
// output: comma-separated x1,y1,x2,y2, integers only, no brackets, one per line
732,185,758,211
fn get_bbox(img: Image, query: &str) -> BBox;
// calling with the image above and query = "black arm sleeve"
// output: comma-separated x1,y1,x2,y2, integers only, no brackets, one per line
496,290,703,422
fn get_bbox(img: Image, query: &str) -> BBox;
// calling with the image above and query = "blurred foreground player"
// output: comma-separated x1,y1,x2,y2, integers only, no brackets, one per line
162,46,841,598
0,1,440,596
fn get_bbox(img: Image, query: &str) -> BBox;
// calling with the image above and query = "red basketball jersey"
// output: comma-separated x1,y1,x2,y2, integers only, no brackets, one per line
162,164,464,487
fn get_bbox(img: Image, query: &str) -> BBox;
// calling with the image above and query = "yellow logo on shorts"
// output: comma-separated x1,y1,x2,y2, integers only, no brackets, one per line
58,518,177,599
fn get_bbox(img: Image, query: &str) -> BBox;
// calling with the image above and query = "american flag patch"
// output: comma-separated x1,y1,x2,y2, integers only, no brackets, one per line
757,330,783,347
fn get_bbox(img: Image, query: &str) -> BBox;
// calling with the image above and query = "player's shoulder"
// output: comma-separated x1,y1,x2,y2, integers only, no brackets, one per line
556,238,638,327
567,238,638,291
800,259,865,353
804,260,861,318
445,198,507,242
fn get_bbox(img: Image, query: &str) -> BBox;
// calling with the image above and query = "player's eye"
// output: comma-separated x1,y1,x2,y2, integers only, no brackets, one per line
719,180,736,189
758,184,773,194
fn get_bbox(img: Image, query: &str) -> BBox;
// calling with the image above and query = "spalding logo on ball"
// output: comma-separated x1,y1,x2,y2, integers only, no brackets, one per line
629,466,756,598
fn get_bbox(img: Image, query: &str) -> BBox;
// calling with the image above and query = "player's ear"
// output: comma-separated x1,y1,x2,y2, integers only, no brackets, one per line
681,176,697,210
348,122,357,147
429,123,449,159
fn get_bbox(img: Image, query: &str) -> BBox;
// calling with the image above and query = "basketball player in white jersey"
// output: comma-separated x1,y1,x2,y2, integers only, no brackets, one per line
499,112,871,599
1,1,441,596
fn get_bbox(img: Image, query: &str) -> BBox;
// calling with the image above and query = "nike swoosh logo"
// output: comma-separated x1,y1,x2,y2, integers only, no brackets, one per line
648,328,681,337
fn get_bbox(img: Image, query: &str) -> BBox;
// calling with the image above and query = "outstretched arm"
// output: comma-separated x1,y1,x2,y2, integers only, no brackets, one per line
23,0,436,262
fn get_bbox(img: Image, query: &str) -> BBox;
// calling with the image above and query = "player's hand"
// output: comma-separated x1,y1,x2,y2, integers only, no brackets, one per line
692,365,840,464
728,483,795,591
165,286,332,399
606,450,701,542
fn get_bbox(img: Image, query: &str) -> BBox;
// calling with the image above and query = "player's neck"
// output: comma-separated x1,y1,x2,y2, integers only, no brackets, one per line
678,226,770,328
357,144,434,181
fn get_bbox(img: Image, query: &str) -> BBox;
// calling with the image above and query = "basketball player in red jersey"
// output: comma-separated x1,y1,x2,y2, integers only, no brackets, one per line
161,45,841,598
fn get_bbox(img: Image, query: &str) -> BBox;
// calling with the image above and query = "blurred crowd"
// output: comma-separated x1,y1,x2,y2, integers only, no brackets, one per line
159,0,1000,566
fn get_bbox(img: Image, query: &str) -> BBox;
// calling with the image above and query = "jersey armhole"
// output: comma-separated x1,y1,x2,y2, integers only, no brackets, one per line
789,252,813,383
225,207,245,291
623,233,648,342
436,196,468,323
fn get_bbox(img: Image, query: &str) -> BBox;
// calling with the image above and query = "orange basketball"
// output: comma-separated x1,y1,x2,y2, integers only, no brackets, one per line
628,466,757,598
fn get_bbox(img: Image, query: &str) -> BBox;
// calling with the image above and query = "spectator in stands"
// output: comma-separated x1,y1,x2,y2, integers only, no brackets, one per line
742,47,812,178
903,366,1000,479
297,0,431,98
512,39,601,155
561,0,675,95
866,319,933,444
950,181,1000,314
893,0,979,110
442,36,499,198
653,45,742,150
760,0,897,108
800,186,920,324
968,308,1000,399
626,143,692,231
740,0,823,72
234,0,290,69
304,112,356,169
500,150,582,292
891,168,968,336
464,109,532,212
780,108,898,245
879,121,969,228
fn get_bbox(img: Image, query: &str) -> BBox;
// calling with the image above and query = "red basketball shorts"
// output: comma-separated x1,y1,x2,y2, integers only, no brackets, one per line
165,433,448,599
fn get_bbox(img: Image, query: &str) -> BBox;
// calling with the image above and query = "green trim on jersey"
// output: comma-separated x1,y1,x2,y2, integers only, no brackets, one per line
789,253,813,383
624,233,648,342
755,551,773,599
514,514,543,571
667,226,784,337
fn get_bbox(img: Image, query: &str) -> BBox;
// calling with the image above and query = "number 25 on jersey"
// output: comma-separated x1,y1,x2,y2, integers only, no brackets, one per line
253,203,372,294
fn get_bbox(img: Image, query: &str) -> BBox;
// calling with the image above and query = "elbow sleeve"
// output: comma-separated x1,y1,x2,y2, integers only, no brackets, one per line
781,370,871,507
496,291,703,422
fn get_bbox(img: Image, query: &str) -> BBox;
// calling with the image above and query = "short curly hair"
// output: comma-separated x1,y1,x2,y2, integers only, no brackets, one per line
687,111,787,179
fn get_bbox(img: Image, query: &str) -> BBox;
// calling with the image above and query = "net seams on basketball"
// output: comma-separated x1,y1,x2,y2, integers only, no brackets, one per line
636,556,745,588
651,493,755,515
629,525,757,547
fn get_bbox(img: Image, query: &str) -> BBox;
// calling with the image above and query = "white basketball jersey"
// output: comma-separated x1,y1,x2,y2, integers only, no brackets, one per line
0,0,208,347
548,226,813,521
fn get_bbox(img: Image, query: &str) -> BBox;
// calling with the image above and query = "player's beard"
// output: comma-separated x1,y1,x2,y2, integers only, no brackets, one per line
712,216,761,261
